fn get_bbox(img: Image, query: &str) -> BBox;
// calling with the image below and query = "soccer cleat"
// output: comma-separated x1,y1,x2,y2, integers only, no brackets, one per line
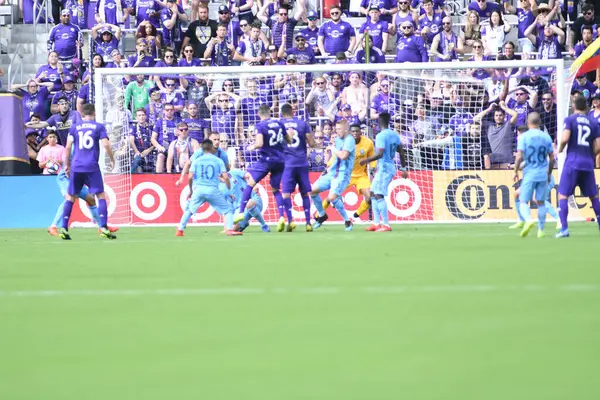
175,230,184,237
290,221,297,230
261,225,270,232
537,230,546,238
365,224,380,232
100,228,117,240
306,223,313,232
509,221,525,229
519,221,535,237
58,228,71,240
47,226,59,237
286,223,294,232
226,230,243,236
555,229,570,238
277,217,286,232
233,213,245,224
376,225,392,232
344,220,353,232
313,213,328,230
98,226,119,234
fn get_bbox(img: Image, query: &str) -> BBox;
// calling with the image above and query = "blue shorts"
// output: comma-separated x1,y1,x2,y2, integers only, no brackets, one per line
57,173,89,200
519,178,548,203
371,163,396,196
314,172,350,197
188,188,232,216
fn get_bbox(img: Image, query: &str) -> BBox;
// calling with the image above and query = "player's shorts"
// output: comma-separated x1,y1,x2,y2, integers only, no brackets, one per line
349,174,371,192
313,172,350,197
57,173,89,200
248,160,284,190
519,179,548,203
371,162,396,196
282,165,311,194
514,175,556,202
67,170,104,196
188,188,231,216
558,168,598,197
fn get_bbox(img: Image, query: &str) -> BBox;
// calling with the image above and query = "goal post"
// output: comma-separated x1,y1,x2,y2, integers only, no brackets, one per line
88,59,585,226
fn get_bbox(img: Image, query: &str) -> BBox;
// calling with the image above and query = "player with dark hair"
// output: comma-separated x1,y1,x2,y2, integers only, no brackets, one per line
280,102,316,232
59,104,116,240
556,95,600,238
234,104,287,230
360,112,408,232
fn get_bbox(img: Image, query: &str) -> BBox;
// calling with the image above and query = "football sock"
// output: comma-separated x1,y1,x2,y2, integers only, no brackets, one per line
61,200,74,230
302,194,311,223
372,198,381,225
98,199,108,228
519,201,531,221
515,199,525,222
224,211,233,230
273,191,285,218
331,197,349,221
311,193,325,217
88,205,101,226
52,202,64,228
178,210,193,231
558,198,569,230
378,198,389,225
537,202,547,231
356,199,370,216
591,197,600,229
283,197,293,223
322,199,330,211
239,186,253,214
248,205,266,227
544,200,558,220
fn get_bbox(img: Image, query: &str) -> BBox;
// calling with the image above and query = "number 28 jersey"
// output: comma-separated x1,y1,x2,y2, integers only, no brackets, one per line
563,114,600,171
68,121,109,172
517,128,553,181
254,118,285,163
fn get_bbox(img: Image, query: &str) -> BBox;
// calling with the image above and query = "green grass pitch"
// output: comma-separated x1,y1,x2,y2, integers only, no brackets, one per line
0,223,599,399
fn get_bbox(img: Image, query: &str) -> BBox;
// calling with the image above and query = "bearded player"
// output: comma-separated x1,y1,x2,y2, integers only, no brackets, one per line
360,113,408,232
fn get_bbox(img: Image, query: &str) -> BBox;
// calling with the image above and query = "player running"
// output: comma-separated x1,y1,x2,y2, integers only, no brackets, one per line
555,95,600,238
360,113,408,232
280,103,316,232
224,169,270,232
176,139,242,236
59,104,116,240
48,148,118,236
513,112,555,238
234,104,287,231
310,119,356,231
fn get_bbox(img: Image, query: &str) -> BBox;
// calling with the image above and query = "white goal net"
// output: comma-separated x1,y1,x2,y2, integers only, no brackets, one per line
89,60,575,226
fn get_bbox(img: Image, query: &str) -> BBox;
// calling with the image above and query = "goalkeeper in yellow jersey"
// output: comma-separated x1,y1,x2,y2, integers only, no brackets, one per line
316,123,376,220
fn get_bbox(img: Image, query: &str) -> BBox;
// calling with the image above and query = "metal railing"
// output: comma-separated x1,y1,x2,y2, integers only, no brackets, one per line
7,42,23,87
32,0,50,64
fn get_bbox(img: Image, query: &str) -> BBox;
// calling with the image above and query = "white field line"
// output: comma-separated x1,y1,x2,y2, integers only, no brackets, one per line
1,285,600,298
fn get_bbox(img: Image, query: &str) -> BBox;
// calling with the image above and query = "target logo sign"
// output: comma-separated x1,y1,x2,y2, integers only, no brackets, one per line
78,184,117,220
178,185,216,222
130,182,167,221
386,178,423,219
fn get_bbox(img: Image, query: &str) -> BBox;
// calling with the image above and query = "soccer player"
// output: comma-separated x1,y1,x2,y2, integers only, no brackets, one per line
513,112,555,238
234,104,287,232
176,139,241,236
175,132,230,187
311,119,356,231
224,169,269,232
280,103,316,232
555,95,600,238
58,104,116,240
360,113,408,232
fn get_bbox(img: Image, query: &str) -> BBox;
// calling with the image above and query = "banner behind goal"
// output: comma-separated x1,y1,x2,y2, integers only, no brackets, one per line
89,60,575,225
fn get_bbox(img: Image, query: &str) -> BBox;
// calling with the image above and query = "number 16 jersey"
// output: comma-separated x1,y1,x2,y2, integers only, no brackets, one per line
68,121,108,172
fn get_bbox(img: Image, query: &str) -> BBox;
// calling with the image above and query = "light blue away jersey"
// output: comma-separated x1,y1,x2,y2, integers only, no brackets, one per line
328,134,356,177
375,128,401,165
190,153,227,189
517,128,553,182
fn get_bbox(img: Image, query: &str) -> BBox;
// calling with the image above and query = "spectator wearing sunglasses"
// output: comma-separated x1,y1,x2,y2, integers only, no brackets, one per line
182,3,219,59
167,122,198,174
535,91,558,141
468,0,501,20
359,0,397,24
430,17,464,62
390,0,417,42
318,5,357,57
258,1,306,50
306,77,335,118
358,6,389,52
160,77,186,115
299,11,321,55
418,0,445,45
154,48,179,91
161,0,188,54
280,32,316,65
395,22,428,63
569,4,600,52
504,0,535,53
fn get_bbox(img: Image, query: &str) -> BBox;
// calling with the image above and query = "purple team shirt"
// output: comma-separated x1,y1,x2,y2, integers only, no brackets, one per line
95,0,128,25
255,118,285,162
563,114,600,171
360,0,395,23
47,111,82,145
69,120,108,172
395,34,428,62
22,87,50,122
359,20,388,49
467,1,501,19
133,0,161,27
318,20,356,55
47,23,82,59
153,117,178,145
280,117,311,167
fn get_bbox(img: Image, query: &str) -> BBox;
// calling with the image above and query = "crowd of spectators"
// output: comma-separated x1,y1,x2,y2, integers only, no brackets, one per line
11,0,600,175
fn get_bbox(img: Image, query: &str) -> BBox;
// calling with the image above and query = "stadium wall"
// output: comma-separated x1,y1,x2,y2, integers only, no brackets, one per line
2,172,599,228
